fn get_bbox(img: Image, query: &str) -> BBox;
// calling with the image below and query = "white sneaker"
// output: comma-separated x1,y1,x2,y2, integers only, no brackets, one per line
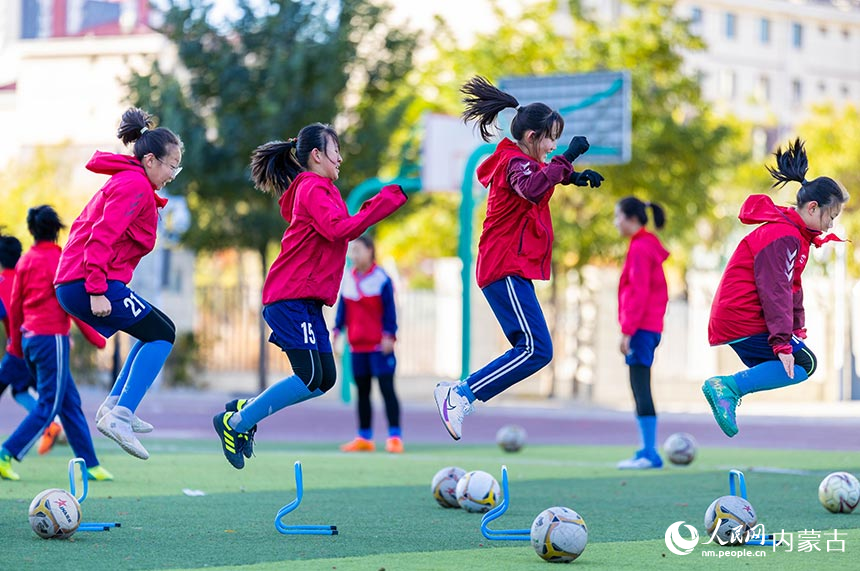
617,456,662,470
97,406,150,460
96,403,154,434
433,383,473,441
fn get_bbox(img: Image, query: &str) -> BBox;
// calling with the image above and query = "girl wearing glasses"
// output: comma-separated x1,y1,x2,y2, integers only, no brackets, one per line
55,107,182,461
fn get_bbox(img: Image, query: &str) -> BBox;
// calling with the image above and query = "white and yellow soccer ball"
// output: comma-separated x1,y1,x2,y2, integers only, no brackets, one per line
818,471,860,513
431,466,466,508
530,506,588,563
29,488,81,539
455,470,501,513
704,495,757,545
496,424,527,453
663,432,698,466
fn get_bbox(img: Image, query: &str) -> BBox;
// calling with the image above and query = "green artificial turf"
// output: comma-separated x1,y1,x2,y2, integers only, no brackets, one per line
2,441,859,570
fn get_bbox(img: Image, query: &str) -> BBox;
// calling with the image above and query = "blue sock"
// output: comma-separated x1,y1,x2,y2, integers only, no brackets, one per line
637,415,657,455
733,361,809,396
388,427,402,438
110,340,144,397
232,375,314,433
116,340,172,412
455,381,477,403
358,428,373,440
13,391,36,412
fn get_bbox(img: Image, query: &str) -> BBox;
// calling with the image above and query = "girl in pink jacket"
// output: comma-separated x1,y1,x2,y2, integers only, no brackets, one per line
213,123,407,469
55,108,182,461
614,197,669,469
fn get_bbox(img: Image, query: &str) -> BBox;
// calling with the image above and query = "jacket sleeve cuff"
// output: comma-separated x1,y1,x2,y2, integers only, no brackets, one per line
772,343,793,355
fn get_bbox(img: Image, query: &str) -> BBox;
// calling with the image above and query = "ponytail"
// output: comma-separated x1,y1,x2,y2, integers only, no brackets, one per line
250,122,339,197
461,76,564,143
27,205,65,242
617,196,666,229
767,138,848,208
117,107,183,161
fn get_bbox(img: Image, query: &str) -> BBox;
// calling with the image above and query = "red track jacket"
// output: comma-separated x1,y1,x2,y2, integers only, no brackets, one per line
262,172,407,307
709,194,840,354
9,242,105,356
475,138,573,289
618,228,669,336
56,151,167,293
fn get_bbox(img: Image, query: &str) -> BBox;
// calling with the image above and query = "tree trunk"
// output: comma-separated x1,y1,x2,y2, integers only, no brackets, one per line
258,246,269,393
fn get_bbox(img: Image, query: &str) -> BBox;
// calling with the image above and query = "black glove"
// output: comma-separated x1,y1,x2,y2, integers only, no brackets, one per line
571,169,604,188
562,136,590,163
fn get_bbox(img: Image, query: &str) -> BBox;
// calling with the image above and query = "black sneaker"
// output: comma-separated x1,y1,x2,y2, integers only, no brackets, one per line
225,399,257,459
212,411,248,469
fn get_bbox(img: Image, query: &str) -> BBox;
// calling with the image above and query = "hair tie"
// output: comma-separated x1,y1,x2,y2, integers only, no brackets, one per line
140,126,149,134
287,137,297,144
516,106,523,112
801,178,808,185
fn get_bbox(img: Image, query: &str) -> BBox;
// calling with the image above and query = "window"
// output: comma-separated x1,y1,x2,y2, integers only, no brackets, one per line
760,18,770,44
841,84,850,98
726,13,737,39
720,69,736,99
756,75,771,102
792,79,803,105
792,22,803,48
818,81,827,94
691,7,702,24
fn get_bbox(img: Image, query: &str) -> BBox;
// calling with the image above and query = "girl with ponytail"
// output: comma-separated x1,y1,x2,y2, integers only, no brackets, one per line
614,197,669,469
434,76,605,441
55,107,182,461
212,123,407,470
704,138,849,438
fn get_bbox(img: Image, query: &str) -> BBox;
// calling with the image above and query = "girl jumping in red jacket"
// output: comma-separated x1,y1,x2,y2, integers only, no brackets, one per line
0,206,111,481
434,76,604,440
614,197,669,469
213,123,407,469
704,139,849,437
55,108,182,460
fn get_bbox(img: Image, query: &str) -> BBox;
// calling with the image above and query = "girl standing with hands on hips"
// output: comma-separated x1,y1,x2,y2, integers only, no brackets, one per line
704,139,848,437
434,76,604,441
614,197,669,469
56,108,182,461
213,123,407,469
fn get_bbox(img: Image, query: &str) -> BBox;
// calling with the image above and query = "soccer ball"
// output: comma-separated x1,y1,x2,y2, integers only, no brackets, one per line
29,488,81,539
530,506,588,562
818,471,860,513
704,495,757,545
496,424,527,453
455,470,501,513
663,432,697,465
431,466,466,508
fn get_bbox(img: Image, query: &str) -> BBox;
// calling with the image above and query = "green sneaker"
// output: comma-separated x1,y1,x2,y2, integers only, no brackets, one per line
213,411,248,469
87,465,115,481
225,399,256,459
0,452,20,481
702,376,740,437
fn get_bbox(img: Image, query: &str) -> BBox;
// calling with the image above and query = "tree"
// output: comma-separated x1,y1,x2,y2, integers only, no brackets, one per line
126,0,417,389
0,147,86,241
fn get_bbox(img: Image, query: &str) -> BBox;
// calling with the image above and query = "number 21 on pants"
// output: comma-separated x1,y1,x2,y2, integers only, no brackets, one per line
123,292,146,317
